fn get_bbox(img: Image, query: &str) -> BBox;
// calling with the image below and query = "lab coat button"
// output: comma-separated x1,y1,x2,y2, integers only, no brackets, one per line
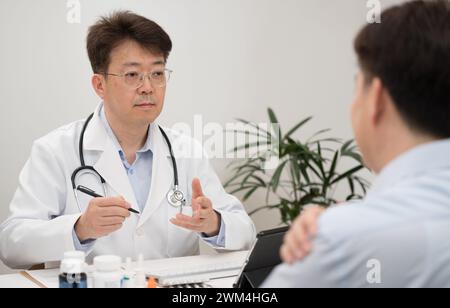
136,229,144,236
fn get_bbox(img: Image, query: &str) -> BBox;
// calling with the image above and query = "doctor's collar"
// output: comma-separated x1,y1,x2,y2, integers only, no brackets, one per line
98,103,155,154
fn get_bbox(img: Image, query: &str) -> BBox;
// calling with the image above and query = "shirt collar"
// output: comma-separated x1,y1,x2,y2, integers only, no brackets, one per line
369,138,450,195
99,103,154,155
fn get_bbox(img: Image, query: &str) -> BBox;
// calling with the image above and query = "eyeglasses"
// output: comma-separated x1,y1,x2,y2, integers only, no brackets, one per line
101,68,173,89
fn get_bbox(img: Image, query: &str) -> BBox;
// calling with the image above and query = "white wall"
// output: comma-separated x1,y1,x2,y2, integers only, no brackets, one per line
0,0,404,273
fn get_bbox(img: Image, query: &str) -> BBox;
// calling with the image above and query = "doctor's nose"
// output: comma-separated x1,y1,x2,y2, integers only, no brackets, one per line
137,74,155,95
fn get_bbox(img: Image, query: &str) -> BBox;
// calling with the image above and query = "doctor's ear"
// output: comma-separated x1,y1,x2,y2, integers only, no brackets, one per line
91,74,106,99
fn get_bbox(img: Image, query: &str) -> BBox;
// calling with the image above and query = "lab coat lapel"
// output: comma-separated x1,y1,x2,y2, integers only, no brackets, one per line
94,137,138,207
137,125,172,228
83,105,138,207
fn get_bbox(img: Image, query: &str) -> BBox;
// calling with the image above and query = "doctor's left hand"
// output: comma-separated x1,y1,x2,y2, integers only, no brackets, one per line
170,178,221,237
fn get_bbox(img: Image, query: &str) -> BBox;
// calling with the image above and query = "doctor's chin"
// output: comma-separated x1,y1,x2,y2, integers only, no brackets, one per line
1,0,450,292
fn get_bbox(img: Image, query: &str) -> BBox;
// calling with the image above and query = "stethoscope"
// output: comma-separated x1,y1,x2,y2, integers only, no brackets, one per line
71,113,186,214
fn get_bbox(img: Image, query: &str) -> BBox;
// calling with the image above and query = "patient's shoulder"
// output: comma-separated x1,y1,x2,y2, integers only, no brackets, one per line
316,197,391,243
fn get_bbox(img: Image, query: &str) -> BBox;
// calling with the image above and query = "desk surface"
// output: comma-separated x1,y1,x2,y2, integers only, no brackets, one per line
0,251,249,288
0,273,39,288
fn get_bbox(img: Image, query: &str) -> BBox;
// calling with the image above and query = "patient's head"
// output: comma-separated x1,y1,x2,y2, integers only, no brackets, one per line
350,0,450,173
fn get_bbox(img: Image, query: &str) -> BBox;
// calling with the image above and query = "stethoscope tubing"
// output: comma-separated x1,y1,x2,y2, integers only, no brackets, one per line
71,112,184,211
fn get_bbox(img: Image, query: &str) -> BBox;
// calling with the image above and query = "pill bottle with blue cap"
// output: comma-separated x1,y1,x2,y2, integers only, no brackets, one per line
59,257,87,288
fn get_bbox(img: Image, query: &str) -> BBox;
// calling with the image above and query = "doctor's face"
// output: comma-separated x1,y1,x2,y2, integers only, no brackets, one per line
94,40,167,127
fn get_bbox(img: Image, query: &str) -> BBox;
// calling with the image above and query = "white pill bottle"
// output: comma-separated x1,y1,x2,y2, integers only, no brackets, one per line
93,255,123,288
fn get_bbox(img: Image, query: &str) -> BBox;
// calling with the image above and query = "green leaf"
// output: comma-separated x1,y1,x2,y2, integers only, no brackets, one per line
243,186,259,201
328,151,339,178
304,159,323,180
230,141,264,153
283,117,313,140
241,172,267,189
289,158,301,185
232,166,260,180
317,142,322,156
267,108,282,141
248,204,280,216
228,185,261,195
340,140,364,163
341,139,354,152
235,118,272,138
311,143,326,179
267,108,279,125
224,167,258,187
342,152,363,163
307,138,343,145
270,160,289,192
306,129,332,143
355,176,369,194
329,165,365,185
250,175,267,187
322,151,339,194
299,166,311,184
292,158,310,185
348,177,355,195
345,194,355,201
241,171,256,185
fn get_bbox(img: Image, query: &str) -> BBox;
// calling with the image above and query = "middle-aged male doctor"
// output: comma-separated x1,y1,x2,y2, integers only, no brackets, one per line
0,11,256,269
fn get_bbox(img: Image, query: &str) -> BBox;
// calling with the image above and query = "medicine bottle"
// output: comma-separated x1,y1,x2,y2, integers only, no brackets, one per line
59,258,87,288
93,255,123,288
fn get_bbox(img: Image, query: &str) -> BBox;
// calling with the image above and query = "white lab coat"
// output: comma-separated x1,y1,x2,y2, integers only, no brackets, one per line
0,105,256,269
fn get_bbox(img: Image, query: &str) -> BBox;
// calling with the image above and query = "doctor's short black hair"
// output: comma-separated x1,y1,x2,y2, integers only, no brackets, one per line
354,0,450,138
86,11,172,74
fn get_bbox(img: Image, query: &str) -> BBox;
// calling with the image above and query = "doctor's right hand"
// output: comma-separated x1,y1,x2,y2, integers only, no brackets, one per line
74,196,131,241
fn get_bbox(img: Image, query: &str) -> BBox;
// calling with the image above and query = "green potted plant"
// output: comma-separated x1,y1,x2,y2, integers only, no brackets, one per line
225,108,369,224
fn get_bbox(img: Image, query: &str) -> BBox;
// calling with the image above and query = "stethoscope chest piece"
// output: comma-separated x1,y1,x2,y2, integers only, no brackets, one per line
167,186,186,210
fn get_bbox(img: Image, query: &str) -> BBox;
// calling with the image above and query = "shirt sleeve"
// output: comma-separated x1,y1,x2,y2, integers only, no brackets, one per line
72,228,96,252
200,216,226,248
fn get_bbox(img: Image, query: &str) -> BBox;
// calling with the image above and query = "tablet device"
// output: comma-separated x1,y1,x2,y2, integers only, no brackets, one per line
233,226,289,288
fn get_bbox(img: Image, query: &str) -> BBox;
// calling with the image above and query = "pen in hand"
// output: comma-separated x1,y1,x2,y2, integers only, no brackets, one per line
76,185,140,214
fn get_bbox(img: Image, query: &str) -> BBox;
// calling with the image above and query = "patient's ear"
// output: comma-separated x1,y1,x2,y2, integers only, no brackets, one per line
91,74,106,99
366,77,385,126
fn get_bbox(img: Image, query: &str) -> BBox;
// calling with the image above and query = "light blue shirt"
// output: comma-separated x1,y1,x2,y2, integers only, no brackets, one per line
73,105,225,250
99,104,154,212
263,139,450,288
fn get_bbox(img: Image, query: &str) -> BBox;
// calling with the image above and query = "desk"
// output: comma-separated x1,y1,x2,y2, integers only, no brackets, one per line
0,251,248,288
0,273,39,288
